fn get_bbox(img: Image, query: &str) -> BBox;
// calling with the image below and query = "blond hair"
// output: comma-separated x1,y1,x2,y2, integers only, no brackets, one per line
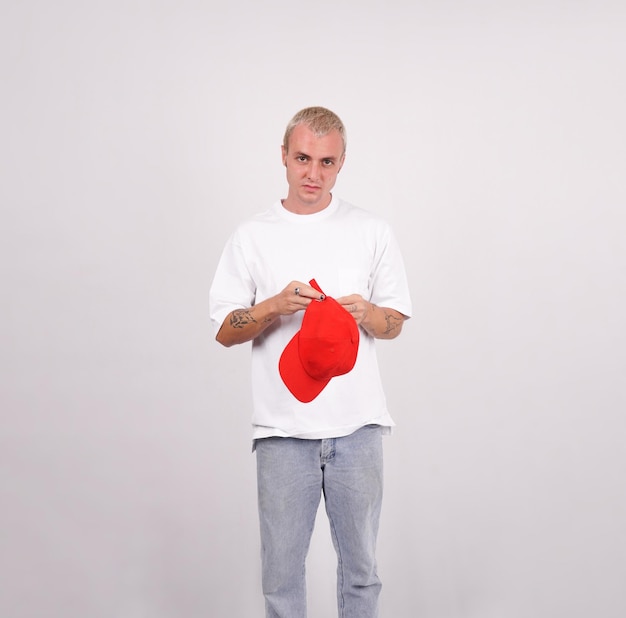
283,106,347,154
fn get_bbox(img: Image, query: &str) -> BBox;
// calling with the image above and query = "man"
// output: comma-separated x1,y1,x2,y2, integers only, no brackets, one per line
209,106,412,617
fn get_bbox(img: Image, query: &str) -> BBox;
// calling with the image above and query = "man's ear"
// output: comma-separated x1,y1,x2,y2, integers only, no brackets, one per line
281,144,287,166
337,153,346,173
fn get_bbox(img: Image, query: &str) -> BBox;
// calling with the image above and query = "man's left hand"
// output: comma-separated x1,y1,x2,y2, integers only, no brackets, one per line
336,294,370,326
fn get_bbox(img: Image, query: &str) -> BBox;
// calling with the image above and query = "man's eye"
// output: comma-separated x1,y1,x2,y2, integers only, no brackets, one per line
297,156,307,162
323,160,333,166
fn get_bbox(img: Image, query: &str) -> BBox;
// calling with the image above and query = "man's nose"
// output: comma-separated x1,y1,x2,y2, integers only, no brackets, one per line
307,161,320,180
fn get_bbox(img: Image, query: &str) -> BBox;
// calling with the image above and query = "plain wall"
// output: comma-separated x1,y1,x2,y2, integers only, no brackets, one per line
1,1,625,617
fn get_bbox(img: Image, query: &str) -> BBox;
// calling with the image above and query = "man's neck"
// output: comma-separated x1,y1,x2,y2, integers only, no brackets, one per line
281,193,333,215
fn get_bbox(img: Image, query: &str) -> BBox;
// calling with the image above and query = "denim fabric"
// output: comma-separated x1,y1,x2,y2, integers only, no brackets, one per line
255,425,383,618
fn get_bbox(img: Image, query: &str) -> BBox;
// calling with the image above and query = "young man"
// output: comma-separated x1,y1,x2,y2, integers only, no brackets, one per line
210,106,412,617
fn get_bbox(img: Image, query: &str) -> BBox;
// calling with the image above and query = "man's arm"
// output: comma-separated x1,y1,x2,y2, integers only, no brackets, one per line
215,281,325,347
335,294,406,340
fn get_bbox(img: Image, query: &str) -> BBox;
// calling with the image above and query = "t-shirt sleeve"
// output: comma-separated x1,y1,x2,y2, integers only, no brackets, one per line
209,230,257,337
369,222,413,319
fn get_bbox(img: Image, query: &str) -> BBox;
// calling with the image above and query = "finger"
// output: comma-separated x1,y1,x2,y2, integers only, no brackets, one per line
293,284,325,300
335,294,359,305
337,297,357,308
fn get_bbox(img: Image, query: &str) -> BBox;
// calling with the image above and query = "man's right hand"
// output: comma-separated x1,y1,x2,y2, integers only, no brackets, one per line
215,280,325,347
273,281,325,316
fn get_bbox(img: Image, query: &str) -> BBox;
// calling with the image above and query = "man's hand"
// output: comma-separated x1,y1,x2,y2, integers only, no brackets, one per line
216,281,325,347
336,294,405,339
272,281,326,316
335,294,370,326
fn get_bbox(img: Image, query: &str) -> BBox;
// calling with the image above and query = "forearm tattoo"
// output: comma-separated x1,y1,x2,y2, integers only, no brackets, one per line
229,309,257,329
383,311,403,335
368,304,403,336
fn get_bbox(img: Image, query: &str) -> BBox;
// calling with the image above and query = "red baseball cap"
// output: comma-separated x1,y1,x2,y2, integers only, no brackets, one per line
279,279,360,403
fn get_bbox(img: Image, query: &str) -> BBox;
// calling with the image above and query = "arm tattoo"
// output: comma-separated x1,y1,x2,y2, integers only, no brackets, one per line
382,311,403,335
370,304,403,336
230,309,257,329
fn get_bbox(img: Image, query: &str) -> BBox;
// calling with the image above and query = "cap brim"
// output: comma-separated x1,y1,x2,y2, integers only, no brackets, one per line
279,331,331,403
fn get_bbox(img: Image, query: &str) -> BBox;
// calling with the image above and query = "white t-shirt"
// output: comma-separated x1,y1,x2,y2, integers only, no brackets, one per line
209,196,412,441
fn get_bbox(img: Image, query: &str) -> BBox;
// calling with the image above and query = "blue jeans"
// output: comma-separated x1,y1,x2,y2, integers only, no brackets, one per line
255,424,384,618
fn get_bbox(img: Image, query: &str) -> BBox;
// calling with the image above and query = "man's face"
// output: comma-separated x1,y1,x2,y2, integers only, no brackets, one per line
281,124,345,214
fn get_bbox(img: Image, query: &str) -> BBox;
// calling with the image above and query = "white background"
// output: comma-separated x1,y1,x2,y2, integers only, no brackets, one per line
2,1,625,617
